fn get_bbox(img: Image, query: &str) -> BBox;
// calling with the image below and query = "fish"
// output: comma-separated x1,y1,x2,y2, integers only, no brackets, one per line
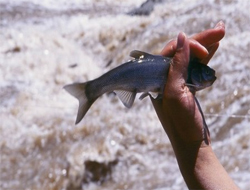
64,50,216,124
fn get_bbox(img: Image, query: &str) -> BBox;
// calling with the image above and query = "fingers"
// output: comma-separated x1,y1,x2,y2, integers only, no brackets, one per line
201,42,219,65
165,32,190,93
160,21,225,60
189,39,209,59
160,39,208,59
191,21,225,47
173,32,190,80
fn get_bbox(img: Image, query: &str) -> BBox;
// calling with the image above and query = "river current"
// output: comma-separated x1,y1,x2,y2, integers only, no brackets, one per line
0,0,249,189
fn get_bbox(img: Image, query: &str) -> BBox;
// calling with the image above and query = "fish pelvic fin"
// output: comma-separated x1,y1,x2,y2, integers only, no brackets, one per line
63,83,95,125
114,90,136,108
130,50,154,59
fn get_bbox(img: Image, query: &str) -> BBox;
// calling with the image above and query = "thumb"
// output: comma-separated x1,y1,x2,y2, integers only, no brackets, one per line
168,32,190,84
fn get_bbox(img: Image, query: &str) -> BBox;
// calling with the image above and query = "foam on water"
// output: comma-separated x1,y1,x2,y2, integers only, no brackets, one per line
0,0,250,189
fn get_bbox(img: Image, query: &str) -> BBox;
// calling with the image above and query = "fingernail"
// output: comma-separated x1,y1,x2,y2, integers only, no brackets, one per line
215,21,224,29
177,32,186,49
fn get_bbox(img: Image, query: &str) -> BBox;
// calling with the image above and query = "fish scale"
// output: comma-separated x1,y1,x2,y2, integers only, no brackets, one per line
64,50,216,124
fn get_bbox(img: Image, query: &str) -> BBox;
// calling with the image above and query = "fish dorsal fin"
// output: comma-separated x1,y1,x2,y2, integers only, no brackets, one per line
114,90,136,108
130,50,154,59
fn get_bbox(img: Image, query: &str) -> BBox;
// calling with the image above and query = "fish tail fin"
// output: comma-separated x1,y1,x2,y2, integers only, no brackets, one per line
63,83,95,124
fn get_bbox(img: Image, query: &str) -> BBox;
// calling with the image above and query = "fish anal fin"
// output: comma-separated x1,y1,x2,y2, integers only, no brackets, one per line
130,50,154,59
114,90,136,108
139,92,159,100
139,92,150,100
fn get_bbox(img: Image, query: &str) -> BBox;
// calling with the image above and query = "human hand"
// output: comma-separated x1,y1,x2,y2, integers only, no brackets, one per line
151,22,225,146
151,22,240,190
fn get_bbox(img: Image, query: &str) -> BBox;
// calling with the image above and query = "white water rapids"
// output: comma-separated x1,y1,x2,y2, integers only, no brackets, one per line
0,0,249,189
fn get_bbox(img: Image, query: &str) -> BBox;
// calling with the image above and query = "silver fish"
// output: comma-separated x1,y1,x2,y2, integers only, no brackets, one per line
64,50,216,124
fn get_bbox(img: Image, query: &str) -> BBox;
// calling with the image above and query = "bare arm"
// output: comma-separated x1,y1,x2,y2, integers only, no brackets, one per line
152,22,239,189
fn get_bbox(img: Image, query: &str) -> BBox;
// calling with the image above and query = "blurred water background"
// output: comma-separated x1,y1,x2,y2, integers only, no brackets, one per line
0,0,250,189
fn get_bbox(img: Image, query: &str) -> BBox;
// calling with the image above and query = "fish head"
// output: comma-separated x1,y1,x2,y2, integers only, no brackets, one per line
188,61,217,91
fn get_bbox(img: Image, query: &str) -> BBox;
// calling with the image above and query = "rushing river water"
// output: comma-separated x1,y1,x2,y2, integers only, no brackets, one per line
0,0,250,189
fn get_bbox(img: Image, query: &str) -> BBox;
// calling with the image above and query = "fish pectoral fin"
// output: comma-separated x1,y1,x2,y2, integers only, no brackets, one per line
130,50,154,59
114,90,136,108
